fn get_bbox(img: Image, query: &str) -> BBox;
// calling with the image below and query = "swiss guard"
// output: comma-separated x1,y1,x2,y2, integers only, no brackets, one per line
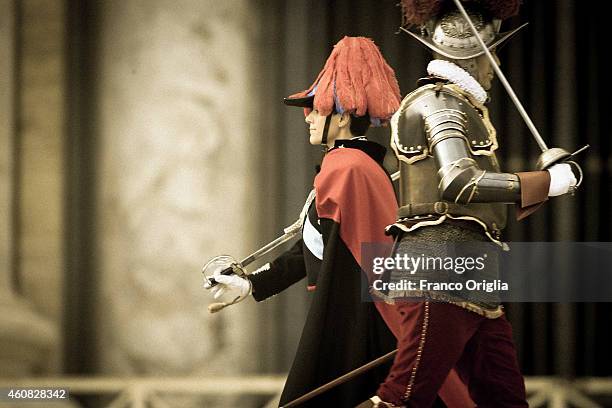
361,1,580,407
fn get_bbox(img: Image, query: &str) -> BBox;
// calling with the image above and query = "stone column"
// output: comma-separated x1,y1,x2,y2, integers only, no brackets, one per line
0,2,14,298
94,0,260,378
0,0,59,377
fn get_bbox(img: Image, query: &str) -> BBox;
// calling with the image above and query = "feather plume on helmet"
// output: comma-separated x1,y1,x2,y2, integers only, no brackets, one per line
400,0,521,27
284,36,401,127
399,0,524,60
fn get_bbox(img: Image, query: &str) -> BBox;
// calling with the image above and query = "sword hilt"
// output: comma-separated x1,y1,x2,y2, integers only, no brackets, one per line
204,263,244,288
536,144,589,195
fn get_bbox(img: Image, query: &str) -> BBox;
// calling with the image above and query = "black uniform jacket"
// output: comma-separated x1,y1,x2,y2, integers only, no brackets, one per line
248,139,398,407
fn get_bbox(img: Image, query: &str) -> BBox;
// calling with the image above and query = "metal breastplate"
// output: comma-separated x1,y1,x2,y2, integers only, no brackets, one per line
391,83,507,234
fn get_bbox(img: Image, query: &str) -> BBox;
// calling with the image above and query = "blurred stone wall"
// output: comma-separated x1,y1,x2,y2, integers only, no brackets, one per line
1,0,268,401
93,0,261,378
0,1,14,297
0,0,62,378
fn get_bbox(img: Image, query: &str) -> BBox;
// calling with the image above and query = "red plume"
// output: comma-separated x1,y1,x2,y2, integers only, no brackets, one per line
400,0,443,27
480,0,521,20
288,37,401,124
400,0,521,26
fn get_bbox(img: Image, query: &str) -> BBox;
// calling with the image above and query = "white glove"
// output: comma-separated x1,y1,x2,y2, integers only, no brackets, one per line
209,274,251,300
547,163,577,197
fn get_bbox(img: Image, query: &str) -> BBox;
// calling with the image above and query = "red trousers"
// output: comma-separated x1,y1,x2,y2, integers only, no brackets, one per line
377,302,528,408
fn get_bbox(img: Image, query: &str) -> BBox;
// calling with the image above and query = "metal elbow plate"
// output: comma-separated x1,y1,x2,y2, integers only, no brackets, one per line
438,157,484,203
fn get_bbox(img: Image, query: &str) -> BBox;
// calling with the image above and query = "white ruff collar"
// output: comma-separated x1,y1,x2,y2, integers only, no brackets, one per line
427,59,488,104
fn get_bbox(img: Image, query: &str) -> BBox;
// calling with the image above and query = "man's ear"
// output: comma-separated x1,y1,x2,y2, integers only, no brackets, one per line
338,112,351,128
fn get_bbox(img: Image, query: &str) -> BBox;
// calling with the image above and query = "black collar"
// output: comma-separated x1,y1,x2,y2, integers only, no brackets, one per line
417,75,448,87
330,138,387,166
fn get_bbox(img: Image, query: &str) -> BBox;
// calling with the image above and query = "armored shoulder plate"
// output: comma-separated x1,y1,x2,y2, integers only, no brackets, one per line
391,83,498,164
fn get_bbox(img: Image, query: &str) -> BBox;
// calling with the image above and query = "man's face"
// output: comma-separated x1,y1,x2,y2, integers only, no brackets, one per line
475,51,500,91
305,110,340,146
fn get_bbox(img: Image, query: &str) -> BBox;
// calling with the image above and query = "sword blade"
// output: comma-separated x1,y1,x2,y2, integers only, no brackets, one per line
205,170,400,288
451,0,548,152
280,349,398,408
240,170,400,268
